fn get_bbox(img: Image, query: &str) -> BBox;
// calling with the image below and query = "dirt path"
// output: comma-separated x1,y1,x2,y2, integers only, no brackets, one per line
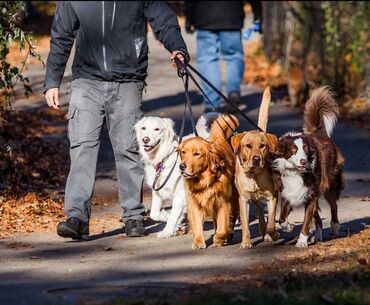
1,28,370,305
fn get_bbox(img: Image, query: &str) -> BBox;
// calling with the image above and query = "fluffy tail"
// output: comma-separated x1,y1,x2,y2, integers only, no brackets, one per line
195,112,220,140
257,86,271,131
209,114,239,142
303,86,339,137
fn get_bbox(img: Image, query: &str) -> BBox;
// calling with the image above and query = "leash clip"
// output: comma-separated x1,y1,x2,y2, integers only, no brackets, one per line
177,66,187,78
174,55,187,78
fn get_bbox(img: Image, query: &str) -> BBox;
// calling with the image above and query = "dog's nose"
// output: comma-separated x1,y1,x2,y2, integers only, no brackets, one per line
142,137,150,144
252,156,261,164
300,159,307,166
179,163,186,171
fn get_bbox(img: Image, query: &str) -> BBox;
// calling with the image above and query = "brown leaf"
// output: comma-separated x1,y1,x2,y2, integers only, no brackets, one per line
102,247,113,252
358,257,369,265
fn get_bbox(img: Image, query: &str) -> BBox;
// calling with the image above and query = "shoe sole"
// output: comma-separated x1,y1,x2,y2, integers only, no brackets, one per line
125,229,146,238
57,225,89,240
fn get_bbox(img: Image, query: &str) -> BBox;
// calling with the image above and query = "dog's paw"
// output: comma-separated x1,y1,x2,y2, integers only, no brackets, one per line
295,233,308,248
150,209,169,222
157,230,175,238
314,227,323,243
267,231,280,241
192,241,206,250
330,221,340,236
240,242,253,249
192,237,206,249
264,234,274,242
280,221,294,233
210,242,223,248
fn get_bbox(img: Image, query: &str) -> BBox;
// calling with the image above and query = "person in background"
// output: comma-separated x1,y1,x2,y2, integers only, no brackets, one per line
185,1,262,113
44,1,188,239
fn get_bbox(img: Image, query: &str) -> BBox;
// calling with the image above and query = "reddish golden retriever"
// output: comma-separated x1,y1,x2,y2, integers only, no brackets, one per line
178,115,239,249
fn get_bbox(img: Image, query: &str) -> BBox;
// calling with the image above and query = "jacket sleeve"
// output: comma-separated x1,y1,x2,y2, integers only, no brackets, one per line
43,1,79,93
143,1,189,59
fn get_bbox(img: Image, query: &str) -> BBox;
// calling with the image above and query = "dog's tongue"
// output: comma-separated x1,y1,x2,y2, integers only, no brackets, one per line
144,145,153,152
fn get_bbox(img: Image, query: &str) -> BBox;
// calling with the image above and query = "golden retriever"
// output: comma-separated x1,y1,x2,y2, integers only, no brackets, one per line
231,88,279,248
178,114,239,249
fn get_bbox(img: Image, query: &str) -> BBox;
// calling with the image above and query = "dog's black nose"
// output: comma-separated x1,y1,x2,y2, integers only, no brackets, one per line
300,159,307,166
142,137,150,144
179,163,186,171
252,156,261,164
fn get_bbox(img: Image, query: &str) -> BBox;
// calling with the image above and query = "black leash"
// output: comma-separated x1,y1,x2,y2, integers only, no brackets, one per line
152,65,198,191
175,57,238,136
153,53,264,191
174,55,264,133
185,66,239,136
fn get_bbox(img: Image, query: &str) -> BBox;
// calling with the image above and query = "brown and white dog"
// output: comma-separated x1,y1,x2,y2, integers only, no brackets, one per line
273,87,345,247
178,114,239,249
231,88,280,248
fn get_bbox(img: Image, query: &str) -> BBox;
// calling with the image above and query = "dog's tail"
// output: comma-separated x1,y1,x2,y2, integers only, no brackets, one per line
195,112,220,140
303,86,339,138
257,86,271,131
209,114,239,142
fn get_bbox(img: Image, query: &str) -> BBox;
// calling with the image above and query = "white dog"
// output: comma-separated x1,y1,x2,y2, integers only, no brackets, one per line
134,113,218,237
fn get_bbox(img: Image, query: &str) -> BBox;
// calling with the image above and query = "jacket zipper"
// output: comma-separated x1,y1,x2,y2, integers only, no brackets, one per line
111,1,116,31
102,1,107,71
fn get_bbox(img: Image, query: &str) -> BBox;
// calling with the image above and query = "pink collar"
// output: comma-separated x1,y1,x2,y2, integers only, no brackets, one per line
154,162,164,173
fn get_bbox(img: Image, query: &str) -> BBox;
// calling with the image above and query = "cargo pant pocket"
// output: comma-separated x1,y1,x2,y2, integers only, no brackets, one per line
109,107,143,153
67,107,80,148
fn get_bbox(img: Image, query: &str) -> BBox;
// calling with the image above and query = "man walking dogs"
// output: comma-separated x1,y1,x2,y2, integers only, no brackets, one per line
44,1,188,239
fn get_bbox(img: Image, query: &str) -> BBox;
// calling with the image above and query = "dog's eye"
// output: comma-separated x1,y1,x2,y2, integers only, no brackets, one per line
260,144,266,149
154,128,160,131
193,152,200,157
303,144,308,152
291,146,297,153
245,144,252,149
141,127,146,130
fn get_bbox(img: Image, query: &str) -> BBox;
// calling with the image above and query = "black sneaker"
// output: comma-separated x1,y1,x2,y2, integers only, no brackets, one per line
57,217,89,240
225,91,241,114
125,219,146,237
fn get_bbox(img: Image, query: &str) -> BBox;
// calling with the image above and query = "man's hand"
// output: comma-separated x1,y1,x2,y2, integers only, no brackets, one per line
45,88,60,109
170,50,186,69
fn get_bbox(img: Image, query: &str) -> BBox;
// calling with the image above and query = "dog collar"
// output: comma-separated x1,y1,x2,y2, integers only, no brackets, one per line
154,162,164,173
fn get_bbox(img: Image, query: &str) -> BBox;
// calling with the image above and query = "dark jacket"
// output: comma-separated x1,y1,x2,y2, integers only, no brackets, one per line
185,1,262,31
44,1,188,92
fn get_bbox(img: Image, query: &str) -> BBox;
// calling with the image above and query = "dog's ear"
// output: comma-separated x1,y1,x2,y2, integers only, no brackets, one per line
274,137,286,157
162,118,176,140
231,132,246,153
208,145,225,174
134,117,144,133
162,118,175,130
266,133,278,153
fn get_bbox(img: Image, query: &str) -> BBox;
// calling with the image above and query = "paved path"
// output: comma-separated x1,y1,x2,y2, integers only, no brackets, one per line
2,28,370,305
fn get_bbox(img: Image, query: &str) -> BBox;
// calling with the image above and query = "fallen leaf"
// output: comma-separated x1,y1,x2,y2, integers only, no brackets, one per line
102,246,113,251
